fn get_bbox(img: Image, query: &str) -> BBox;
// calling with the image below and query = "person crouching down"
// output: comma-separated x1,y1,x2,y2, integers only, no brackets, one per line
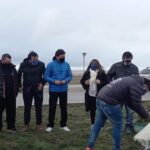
0,54,19,133
85,75,150,150
44,49,72,132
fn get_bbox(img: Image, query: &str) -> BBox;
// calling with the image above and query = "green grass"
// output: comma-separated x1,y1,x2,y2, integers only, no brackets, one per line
0,103,149,150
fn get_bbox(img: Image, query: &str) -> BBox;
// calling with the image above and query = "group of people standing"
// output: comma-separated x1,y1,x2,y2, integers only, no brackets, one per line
84,52,150,150
0,49,72,133
81,52,139,131
0,49,150,150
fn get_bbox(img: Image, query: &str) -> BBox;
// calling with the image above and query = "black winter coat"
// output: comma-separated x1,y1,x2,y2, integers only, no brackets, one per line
0,61,19,98
107,61,139,82
80,70,107,95
18,59,45,87
80,70,107,111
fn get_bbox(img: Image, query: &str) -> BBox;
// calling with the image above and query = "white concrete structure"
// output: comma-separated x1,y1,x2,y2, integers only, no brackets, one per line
134,123,150,150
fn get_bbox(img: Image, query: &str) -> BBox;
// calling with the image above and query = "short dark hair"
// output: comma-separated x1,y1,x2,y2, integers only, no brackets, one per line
144,78,150,87
144,78,150,90
28,51,38,60
55,49,65,57
122,51,133,59
2,53,11,60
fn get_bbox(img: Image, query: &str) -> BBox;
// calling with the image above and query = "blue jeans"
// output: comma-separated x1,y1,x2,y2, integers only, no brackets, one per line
87,99,123,150
124,105,134,128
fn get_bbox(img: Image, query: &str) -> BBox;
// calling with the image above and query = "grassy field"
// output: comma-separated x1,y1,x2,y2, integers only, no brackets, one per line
0,103,149,150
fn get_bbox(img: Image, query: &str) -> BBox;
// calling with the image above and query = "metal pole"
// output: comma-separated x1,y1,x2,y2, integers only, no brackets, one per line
82,52,86,72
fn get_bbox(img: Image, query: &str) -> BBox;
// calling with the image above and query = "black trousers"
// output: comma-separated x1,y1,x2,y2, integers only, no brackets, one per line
47,92,68,128
85,95,96,125
23,86,43,125
0,96,16,129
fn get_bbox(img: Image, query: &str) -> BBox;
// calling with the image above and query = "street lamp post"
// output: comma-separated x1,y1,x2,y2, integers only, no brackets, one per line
82,52,87,72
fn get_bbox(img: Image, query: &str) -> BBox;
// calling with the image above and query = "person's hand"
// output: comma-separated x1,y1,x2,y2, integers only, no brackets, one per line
147,112,150,121
61,80,66,84
37,83,43,91
144,112,150,122
55,80,61,85
19,87,23,93
96,79,101,84
85,80,89,85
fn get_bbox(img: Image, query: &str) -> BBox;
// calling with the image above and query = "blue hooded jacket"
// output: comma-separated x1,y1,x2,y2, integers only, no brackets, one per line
44,60,72,92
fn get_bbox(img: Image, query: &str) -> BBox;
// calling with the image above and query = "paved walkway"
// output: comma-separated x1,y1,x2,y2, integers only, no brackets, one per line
16,85,85,107
16,84,150,107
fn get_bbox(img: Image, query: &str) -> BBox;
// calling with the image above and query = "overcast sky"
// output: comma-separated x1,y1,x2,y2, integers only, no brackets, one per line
0,0,150,68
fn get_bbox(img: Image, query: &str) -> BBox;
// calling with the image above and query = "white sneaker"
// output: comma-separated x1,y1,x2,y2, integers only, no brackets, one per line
61,126,70,132
46,127,53,132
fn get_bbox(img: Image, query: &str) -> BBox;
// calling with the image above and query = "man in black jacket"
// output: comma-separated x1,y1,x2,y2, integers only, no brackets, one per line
107,51,139,133
18,51,45,131
85,75,150,150
0,53,19,132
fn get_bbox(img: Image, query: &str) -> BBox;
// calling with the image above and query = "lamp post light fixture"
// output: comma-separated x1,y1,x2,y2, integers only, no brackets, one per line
82,52,87,71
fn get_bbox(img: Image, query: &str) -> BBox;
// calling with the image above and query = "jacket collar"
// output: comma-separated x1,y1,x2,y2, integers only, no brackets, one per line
0,60,16,68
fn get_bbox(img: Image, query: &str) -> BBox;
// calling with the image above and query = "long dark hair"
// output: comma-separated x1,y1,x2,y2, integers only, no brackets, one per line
86,59,104,74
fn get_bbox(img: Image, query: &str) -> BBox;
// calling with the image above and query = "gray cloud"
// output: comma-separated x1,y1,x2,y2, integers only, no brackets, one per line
0,0,150,68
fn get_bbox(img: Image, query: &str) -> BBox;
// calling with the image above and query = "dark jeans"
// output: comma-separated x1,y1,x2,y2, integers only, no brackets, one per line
87,99,122,150
0,96,16,129
23,86,43,125
47,91,68,128
124,105,134,129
